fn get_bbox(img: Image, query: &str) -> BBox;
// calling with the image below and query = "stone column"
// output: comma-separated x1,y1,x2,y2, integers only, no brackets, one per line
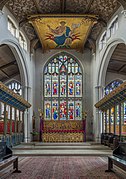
23,85,32,143
94,85,104,142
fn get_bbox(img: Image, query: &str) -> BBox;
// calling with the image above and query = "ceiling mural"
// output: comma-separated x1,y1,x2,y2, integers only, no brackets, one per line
29,15,97,51
2,0,121,51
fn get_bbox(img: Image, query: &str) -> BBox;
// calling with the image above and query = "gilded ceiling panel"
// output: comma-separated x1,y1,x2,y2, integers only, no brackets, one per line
4,0,121,48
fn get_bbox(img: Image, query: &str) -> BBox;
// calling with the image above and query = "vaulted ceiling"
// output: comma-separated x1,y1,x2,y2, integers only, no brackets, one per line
0,0,124,50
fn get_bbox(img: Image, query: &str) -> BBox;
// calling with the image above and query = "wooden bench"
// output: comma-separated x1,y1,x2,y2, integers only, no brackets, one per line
0,156,21,173
106,156,126,172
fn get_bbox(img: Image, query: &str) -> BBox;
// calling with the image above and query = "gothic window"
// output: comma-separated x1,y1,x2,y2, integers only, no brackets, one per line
7,80,22,96
19,32,27,50
104,79,123,95
43,54,82,120
8,17,17,37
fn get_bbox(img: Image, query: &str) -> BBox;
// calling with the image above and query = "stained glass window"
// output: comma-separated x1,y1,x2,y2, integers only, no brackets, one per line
7,80,22,96
104,79,123,95
43,53,82,120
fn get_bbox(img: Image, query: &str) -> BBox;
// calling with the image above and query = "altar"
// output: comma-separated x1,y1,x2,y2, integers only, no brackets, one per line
41,120,86,143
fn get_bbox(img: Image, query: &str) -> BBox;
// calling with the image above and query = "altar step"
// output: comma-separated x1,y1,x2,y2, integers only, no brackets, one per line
12,142,112,156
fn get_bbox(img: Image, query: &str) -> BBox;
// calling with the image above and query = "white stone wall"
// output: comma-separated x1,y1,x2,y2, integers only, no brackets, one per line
93,5,126,141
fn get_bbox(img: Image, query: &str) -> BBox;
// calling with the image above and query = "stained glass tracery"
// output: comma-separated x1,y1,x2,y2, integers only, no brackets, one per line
44,54,82,120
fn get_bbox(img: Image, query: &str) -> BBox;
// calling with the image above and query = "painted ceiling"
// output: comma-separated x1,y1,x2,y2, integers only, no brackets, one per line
0,0,123,51
29,14,97,51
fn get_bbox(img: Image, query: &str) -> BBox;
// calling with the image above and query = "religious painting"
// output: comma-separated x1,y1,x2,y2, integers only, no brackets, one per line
68,101,74,120
60,101,67,120
29,15,97,51
52,101,58,120
44,101,51,120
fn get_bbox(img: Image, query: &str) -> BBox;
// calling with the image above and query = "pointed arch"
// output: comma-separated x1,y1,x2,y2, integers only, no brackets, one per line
43,52,83,120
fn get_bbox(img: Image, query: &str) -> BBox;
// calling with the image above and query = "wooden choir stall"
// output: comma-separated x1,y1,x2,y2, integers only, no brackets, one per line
95,81,126,149
0,81,31,147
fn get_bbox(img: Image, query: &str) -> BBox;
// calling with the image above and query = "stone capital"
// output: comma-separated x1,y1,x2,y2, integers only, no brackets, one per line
121,10,126,18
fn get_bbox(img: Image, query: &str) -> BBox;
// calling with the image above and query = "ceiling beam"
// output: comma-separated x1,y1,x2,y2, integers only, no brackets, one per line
1,69,10,78
117,0,126,9
0,61,17,70
111,54,126,60
1,72,20,82
110,59,126,63
118,64,126,72
107,69,126,75
60,0,66,13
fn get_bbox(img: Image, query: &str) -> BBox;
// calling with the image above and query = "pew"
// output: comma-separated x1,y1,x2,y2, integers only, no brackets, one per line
106,142,126,172
0,142,21,175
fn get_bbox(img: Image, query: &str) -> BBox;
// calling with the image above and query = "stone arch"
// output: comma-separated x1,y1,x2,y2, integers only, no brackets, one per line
97,38,125,88
0,39,30,90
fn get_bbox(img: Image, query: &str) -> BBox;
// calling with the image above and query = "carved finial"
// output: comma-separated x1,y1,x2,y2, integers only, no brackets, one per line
38,108,43,117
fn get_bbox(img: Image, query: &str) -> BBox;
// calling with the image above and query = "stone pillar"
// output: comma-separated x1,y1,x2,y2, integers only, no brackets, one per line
23,85,32,143
94,85,104,142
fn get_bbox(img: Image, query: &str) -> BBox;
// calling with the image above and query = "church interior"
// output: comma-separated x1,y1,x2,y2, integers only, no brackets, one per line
0,0,126,178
